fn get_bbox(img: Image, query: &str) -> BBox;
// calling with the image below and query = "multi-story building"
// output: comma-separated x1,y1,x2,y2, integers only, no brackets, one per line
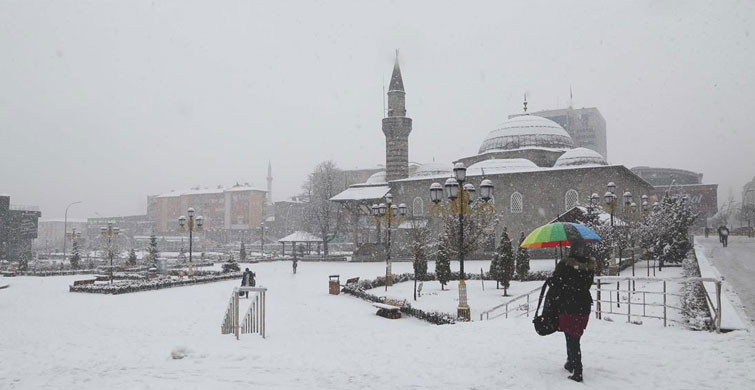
86,215,156,244
0,195,42,261
631,166,718,226
512,107,608,159
151,184,267,242
36,219,88,252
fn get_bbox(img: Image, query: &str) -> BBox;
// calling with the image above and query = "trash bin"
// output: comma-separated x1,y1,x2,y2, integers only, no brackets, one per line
329,275,340,295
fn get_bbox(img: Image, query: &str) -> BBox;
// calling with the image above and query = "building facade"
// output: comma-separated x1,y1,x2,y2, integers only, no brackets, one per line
513,107,608,158
36,219,88,252
0,195,42,261
631,166,718,226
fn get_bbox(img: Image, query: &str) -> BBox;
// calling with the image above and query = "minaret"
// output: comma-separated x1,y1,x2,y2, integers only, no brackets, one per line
266,161,273,205
382,50,412,181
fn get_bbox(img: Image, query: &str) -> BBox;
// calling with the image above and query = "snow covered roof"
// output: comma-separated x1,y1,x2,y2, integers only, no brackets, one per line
365,171,387,184
278,231,323,243
156,185,265,198
467,158,539,176
554,147,607,167
478,115,575,154
411,162,454,178
330,185,390,202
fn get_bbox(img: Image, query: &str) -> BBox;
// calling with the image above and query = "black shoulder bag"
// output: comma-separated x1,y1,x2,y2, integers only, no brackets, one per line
533,277,559,336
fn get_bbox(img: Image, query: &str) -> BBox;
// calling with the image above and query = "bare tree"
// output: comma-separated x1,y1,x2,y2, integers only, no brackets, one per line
302,160,347,256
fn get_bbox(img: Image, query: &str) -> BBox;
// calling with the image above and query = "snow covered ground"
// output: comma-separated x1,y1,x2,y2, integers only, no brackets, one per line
2,260,755,389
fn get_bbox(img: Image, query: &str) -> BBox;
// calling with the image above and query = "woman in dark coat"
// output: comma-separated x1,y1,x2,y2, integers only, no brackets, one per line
551,240,595,382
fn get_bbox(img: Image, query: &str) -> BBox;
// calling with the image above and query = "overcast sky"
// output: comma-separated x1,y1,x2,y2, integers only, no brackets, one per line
1,0,754,220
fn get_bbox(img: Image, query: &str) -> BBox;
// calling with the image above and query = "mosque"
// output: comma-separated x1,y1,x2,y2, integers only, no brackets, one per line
331,54,656,258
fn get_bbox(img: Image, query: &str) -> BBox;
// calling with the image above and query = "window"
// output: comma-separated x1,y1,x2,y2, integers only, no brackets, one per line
510,192,523,213
412,197,424,217
565,189,579,210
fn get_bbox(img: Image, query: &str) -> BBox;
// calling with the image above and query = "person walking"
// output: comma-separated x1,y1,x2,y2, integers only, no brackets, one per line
720,225,730,248
241,268,253,298
551,240,595,382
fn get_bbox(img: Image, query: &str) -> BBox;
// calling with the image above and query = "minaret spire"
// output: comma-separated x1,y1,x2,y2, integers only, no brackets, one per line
382,50,412,181
266,161,273,205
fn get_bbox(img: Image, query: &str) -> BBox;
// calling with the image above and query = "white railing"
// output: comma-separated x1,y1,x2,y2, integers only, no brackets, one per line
480,276,723,333
221,286,267,339
479,285,542,321
595,276,722,332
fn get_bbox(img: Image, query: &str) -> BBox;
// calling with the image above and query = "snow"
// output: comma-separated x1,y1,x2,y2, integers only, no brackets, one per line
695,236,752,330
2,260,755,389
329,185,390,201
278,231,323,243
554,147,608,167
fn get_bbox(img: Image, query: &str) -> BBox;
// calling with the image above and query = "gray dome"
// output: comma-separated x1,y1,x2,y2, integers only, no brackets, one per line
479,115,575,154
554,147,607,167
365,171,387,184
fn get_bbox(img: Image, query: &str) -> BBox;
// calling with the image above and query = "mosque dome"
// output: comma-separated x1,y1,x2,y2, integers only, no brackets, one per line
412,162,454,178
467,158,539,175
478,115,575,154
554,147,608,167
365,171,387,184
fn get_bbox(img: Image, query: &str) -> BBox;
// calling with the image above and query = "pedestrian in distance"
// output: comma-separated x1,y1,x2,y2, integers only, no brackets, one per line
550,239,595,383
719,225,730,248
241,268,253,298
704,226,709,238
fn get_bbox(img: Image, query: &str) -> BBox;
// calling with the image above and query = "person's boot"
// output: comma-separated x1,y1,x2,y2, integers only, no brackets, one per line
564,362,574,373
568,369,583,382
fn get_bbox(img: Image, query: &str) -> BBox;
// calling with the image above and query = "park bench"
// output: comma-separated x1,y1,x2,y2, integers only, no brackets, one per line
73,279,96,286
372,298,407,319
344,277,359,287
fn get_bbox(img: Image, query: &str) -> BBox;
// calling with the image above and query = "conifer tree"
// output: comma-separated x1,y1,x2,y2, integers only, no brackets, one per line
147,235,159,267
70,239,81,269
515,231,530,281
496,228,516,296
489,243,502,289
177,247,186,263
435,240,451,291
127,248,137,266
239,242,247,261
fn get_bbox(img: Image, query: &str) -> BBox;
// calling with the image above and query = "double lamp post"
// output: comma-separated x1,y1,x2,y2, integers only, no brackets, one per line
178,207,204,277
371,193,407,291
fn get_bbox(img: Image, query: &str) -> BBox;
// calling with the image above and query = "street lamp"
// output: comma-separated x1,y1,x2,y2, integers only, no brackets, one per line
100,221,119,284
63,201,82,264
178,208,203,277
371,193,406,291
429,163,495,320
257,222,267,257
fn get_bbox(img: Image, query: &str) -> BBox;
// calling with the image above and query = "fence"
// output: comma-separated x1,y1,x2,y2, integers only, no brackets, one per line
221,286,267,339
479,276,722,332
479,285,543,321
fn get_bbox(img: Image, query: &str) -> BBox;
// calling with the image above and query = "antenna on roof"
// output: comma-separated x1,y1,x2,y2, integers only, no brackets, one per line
523,92,528,114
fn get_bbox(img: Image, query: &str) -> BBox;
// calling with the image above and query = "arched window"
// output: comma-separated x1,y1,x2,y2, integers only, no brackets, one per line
510,192,523,213
565,189,579,210
412,197,424,217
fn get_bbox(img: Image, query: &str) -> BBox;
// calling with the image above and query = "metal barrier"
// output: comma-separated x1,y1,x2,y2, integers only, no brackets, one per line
479,276,723,333
479,285,542,321
221,286,267,339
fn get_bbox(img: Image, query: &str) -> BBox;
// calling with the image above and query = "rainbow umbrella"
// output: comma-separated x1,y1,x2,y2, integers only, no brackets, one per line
520,222,602,249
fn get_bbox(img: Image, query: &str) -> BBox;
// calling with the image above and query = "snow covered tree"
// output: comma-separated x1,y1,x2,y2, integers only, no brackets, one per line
302,160,347,256
127,248,137,266
177,247,186,263
18,251,30,271
641,195,697,270
436,200,499,262
69,239,81,269
489,241,502,289
435,240,451,290
147,235,159,267
239,242,247,261
495,228,516,296
222,253,240,273
408,218,429,280
515,231,530,281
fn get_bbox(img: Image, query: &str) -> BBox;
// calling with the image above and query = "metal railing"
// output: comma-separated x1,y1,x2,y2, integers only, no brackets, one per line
479,276,723,333
595,276,722,332
221,286,267,339
479,285,542,321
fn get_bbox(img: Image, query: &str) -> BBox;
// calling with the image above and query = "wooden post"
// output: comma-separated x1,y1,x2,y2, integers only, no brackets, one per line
234,289,239,340
627,279,631,323
480,268,485,291
596,279,602,319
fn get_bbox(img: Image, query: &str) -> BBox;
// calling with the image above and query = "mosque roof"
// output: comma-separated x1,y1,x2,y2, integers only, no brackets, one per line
478,115,575,154
411,162,454,177
554,147,607,167
467,158,539,176
365,171,387,184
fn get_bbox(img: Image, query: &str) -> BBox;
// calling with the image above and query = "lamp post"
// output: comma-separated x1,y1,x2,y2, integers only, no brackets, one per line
257,222,266,258
100,221,120,284
641,194,651,277
429,163,494,320
371,193,407,291
178,208,204,278
62,201,82,265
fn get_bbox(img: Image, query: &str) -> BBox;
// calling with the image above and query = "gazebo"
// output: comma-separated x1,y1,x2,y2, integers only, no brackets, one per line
278,231,323,257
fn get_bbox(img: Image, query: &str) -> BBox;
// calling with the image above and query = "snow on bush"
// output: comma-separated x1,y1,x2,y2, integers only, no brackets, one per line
69,272,243,295
681,253,712,330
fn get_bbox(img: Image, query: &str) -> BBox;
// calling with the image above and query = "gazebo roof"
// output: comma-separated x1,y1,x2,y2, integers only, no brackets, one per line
278,231,323,243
